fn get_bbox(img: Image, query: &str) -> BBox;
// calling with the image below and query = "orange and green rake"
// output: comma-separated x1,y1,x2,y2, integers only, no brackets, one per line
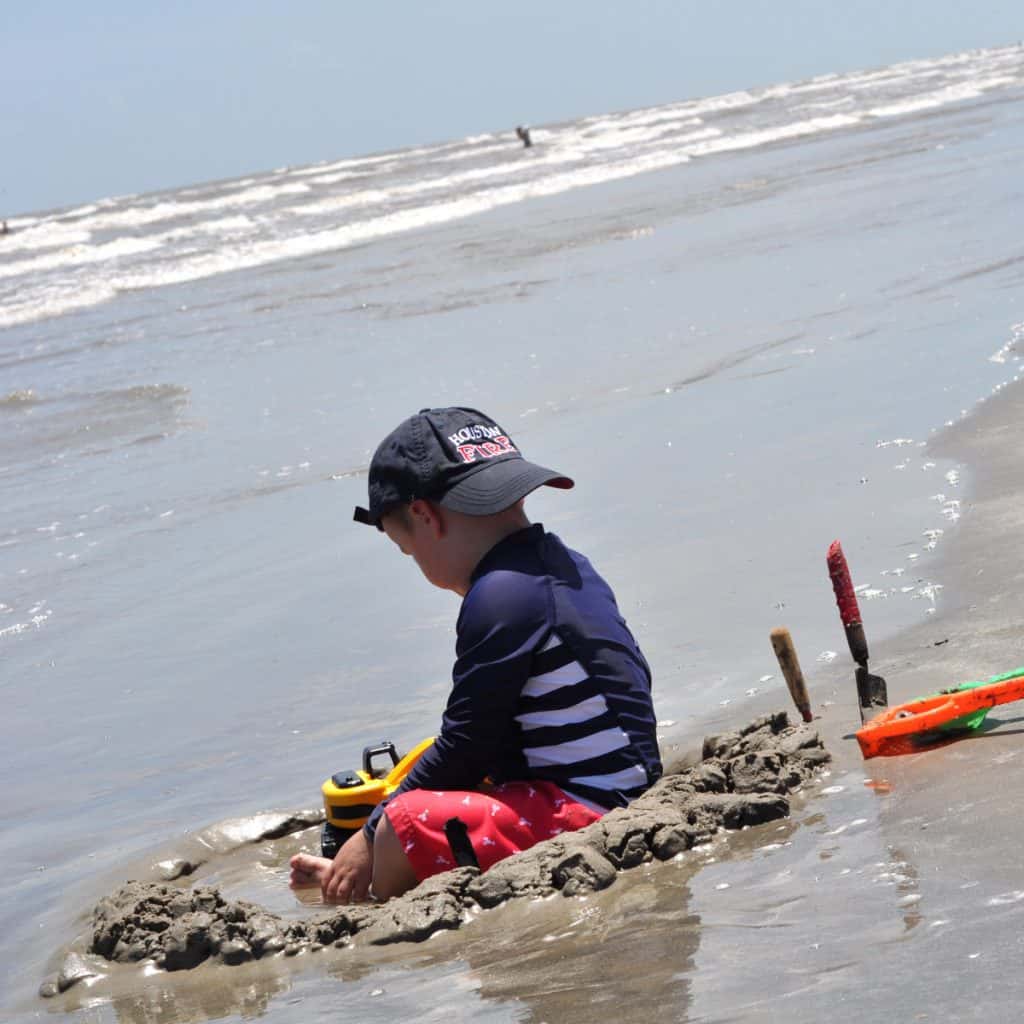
856,667,1024,758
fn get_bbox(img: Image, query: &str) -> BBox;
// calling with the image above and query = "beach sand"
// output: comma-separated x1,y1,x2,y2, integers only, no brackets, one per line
35,380,1024,1023
673,379,1024,1023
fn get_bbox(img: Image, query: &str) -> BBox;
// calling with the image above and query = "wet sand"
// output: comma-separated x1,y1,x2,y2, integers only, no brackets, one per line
31,372,1024,1021
678,378,1024,1022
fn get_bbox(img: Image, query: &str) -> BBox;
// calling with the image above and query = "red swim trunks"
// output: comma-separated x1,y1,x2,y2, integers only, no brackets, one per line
384,780,603,880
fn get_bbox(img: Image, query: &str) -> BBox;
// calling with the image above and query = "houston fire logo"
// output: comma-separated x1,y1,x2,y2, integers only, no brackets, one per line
447,423,518,464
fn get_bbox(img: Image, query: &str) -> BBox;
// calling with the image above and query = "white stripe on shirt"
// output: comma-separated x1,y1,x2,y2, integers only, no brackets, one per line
515,694,609,731
521,657,590,697
524,725,631,767
561,763,649,792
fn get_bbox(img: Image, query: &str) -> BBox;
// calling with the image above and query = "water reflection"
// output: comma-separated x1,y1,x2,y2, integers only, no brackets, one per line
883,845,922,932
408,863,700,1024
100,961,293,1024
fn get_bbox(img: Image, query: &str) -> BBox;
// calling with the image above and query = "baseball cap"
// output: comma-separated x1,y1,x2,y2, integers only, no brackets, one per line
353,407,573,528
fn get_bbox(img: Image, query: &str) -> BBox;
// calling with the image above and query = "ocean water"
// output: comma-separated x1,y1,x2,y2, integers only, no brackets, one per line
2,43,1023,1022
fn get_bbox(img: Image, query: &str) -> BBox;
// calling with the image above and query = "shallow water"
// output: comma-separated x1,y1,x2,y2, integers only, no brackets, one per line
3,45,1024,1022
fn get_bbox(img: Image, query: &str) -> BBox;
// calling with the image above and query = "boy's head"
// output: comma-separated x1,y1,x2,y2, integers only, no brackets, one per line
354,407,572,529
354,407,574,592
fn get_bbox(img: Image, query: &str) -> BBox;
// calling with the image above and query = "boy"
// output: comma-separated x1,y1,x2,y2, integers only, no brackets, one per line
290,407,661,902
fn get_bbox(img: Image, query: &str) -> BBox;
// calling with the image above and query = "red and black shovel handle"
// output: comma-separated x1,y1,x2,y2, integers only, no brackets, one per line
827,540,870,665
827,540,861,626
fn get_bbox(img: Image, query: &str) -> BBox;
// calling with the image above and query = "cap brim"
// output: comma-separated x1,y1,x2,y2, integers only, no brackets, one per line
353,505,384,530
439,459,573,516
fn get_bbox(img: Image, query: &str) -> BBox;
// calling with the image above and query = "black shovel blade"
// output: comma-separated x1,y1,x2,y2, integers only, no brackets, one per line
856,665,889,723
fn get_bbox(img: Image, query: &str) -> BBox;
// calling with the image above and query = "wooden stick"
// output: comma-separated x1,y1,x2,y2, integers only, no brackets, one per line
770,627,813,723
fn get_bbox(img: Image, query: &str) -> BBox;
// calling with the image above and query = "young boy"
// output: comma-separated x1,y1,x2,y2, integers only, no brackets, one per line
290,407,661,902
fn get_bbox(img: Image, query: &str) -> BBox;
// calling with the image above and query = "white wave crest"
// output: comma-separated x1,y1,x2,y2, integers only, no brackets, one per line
0,280,119,330
0,236,163,281
868,75,1019,118
0,222,93,253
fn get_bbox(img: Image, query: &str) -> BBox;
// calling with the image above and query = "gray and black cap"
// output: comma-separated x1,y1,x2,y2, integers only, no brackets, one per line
353,407,574,528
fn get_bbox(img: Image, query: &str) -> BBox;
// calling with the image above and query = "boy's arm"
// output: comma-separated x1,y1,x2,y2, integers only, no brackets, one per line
364,572,546,839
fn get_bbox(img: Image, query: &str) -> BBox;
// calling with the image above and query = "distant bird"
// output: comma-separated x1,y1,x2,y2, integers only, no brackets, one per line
515,125,533,148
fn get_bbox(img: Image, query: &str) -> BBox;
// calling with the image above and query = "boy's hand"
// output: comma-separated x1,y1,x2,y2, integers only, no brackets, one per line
321,829,373,903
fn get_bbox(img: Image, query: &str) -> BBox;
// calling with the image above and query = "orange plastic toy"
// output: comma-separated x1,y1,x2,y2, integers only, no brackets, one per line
856,668,1024,759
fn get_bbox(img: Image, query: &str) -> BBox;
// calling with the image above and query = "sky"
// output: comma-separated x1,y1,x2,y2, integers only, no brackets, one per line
2,1,1021,216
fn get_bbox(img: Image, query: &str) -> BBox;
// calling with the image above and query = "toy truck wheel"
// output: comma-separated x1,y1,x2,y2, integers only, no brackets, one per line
320,821,355,859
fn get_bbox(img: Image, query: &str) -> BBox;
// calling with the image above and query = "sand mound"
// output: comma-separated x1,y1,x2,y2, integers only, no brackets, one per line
42,710,828,994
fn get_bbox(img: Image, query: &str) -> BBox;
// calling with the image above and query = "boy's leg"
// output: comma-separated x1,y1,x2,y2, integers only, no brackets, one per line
370,812,420,900
291,783,601,898
382,781,603,881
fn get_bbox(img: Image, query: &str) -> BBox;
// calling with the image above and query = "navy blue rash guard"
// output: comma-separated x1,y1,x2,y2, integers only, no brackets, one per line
364,523,661,839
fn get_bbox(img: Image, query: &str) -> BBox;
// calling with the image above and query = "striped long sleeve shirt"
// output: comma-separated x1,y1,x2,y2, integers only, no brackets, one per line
365,523,661,838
